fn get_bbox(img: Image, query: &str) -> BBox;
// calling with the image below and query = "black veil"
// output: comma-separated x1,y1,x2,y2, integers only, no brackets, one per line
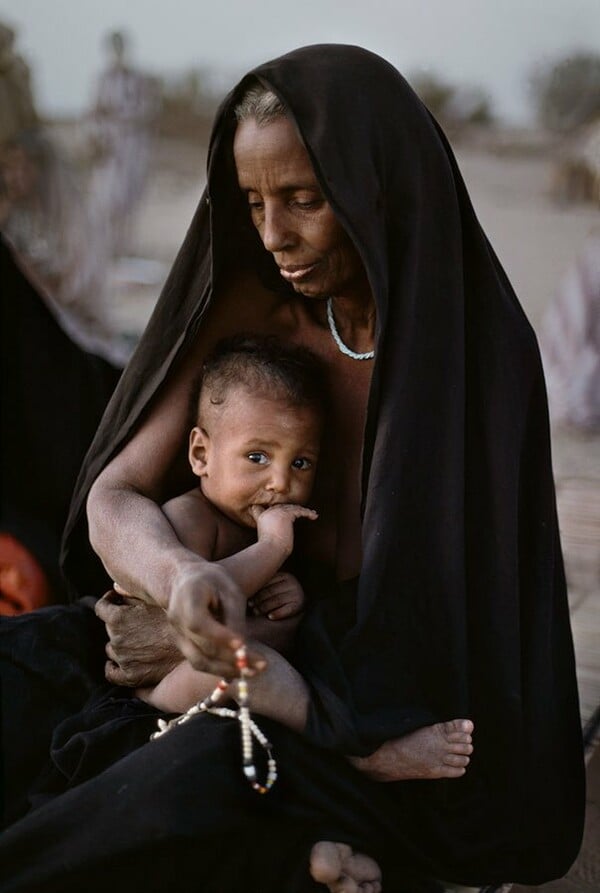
61,45,583,882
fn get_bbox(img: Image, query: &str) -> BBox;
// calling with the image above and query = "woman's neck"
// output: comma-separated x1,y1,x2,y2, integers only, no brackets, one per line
326,294,376,356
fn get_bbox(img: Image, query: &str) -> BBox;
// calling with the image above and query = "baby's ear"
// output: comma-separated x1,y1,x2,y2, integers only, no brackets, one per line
189,427,209,476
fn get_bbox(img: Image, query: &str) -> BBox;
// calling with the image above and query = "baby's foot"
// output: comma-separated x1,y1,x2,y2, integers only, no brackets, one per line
310,842,382,893
351,719,474,781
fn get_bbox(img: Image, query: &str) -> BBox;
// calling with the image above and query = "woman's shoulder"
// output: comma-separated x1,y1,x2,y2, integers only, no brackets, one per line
214,268,310,338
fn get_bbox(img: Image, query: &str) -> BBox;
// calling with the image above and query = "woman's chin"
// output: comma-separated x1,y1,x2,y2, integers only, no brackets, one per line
291,281,328,299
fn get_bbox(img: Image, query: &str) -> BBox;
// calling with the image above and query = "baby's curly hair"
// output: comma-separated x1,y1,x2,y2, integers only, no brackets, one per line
189,334,326,425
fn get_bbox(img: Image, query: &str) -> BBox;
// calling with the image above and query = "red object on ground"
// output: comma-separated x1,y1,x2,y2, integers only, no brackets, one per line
0,533,51,614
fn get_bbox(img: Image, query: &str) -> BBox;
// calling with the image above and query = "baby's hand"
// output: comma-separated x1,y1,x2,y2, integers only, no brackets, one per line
249,572,305,620
250,503,317,557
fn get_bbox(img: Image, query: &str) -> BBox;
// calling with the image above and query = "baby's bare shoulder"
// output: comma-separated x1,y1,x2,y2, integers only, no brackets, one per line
162,489,219,558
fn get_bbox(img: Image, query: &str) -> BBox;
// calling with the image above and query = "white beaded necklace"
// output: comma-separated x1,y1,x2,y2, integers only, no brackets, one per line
151,645,277,795
326,297,375,360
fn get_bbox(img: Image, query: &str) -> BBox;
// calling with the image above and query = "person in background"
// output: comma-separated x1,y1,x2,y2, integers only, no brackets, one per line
0,45,583,893
88,29,159,259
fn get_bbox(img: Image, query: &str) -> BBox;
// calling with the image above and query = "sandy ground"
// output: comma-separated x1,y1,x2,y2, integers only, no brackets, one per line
102,135,599,893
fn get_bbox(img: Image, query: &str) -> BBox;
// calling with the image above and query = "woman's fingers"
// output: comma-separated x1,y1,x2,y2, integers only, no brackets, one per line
168,571,266,677
176,626,267,679
94,590,125,624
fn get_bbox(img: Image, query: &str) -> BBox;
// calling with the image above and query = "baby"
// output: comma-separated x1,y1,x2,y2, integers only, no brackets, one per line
133,334,324,713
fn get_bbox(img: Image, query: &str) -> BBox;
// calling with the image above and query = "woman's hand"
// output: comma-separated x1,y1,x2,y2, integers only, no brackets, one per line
95,590,181,687
166,560,267,679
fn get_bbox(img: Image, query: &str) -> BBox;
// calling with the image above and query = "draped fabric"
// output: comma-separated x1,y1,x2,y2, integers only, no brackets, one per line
0,237,122,602
59,46,583,883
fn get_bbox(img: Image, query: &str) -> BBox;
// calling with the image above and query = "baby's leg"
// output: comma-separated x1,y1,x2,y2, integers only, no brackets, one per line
135,661,225,713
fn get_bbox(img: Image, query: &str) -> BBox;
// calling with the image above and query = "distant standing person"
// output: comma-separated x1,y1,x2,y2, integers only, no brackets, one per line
89,30,159,257
541,229,600,431
0,21,38,149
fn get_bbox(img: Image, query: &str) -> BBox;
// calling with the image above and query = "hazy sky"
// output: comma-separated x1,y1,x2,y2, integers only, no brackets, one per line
2,0,599,123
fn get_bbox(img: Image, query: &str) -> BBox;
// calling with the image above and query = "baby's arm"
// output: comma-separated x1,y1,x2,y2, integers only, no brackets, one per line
218,504,316,652
216,503,317,599
138,498,316,711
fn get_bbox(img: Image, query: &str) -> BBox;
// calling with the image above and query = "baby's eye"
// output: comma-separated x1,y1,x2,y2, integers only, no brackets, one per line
291,457,312,471
247,452,268,465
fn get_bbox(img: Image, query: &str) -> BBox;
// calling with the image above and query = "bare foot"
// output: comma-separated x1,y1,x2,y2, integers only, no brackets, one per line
350,719,474,781
310,842,382,893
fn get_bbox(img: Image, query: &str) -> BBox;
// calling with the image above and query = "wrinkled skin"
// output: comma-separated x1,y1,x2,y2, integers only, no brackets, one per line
95,590,182,687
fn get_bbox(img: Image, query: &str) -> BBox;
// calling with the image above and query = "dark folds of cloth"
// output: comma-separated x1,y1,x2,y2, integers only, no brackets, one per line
1,45,585,890
0,237,121,602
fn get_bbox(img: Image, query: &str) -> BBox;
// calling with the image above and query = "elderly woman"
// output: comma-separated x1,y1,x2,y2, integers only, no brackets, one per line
0,46,583,893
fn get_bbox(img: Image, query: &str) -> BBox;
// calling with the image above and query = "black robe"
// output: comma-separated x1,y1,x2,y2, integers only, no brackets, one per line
0,237,122,599
1,45,584,891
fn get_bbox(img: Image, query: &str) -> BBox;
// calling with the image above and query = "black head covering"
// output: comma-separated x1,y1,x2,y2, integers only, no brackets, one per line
62,45,583,881
0,237,121,600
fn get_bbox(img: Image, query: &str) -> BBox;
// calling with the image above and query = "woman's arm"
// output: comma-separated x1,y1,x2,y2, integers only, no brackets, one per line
86,338,261,679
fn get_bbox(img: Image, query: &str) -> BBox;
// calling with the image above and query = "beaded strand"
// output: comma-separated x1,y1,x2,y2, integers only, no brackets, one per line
150,645,277,795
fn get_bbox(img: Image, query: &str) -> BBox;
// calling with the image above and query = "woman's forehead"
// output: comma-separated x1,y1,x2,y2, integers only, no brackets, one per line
233,117,317,188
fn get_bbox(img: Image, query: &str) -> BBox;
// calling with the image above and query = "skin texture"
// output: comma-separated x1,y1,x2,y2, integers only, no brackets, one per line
87,116,475,893
135,384,320,714
87,122,376,677
233,117,375,355
88,117,472,773
190,386,320,529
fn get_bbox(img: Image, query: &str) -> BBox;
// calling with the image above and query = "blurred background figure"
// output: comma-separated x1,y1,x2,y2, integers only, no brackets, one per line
541,230,600,431
0,20,38,145
88,30,160,261
0,21,125,614
0,21,129,365
0,237,122,614
0,130,127,364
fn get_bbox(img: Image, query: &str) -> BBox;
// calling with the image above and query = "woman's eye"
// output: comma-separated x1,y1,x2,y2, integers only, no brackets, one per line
247,196,264,212
247,452,268,465
291,457,312,470
293,199,319,210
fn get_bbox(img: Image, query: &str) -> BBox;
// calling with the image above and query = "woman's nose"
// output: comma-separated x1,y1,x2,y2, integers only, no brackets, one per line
261,205,292,253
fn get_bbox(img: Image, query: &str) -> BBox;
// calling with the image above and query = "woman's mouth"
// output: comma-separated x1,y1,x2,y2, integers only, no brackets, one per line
279,262,318,282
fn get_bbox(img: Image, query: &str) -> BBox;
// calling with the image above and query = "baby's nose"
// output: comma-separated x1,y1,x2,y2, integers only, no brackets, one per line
267,466,291,494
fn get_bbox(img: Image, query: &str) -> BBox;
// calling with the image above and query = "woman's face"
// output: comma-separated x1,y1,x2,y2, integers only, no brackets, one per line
233,116,368,301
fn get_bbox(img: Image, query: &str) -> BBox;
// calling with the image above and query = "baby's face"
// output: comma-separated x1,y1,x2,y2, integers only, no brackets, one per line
190,386,321,528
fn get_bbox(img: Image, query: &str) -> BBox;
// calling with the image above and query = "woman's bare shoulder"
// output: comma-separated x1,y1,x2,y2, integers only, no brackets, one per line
212,269,310,337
